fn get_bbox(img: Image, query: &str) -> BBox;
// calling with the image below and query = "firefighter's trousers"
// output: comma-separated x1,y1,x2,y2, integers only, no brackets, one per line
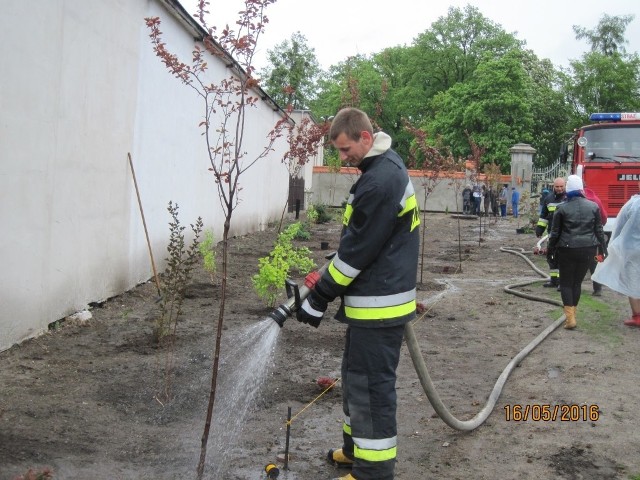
340,324,405,480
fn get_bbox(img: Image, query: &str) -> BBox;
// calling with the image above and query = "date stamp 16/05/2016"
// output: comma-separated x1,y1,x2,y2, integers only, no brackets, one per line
504,404,600,422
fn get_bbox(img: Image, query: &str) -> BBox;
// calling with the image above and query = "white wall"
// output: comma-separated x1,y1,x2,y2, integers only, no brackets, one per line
0,0,291,351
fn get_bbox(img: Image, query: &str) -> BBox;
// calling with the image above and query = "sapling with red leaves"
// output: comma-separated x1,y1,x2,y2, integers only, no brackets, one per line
145,2,322,477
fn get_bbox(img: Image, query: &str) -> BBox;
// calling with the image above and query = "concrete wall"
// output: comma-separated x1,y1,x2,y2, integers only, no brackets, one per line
0,0,292,351
311,166,512,213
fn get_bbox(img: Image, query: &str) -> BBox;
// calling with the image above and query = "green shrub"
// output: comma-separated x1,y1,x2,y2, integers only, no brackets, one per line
291,222,311,240
307,203,333,224
198,229,217,282
252,222,316,307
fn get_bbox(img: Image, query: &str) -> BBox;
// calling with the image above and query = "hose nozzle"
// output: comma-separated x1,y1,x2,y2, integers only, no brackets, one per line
268,303,292,328
266,254,334,328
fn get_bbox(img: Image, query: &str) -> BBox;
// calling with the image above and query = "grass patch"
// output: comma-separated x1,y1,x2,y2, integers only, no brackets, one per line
546,290,626,346
574,294,624,346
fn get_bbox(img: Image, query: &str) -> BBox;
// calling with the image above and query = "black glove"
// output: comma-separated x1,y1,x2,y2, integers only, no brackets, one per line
296,290,328,328
601,244,608,260
546,247,555,261
535,226,545,238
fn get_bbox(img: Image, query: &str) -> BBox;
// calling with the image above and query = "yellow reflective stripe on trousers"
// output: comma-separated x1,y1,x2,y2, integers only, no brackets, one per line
342,417,352,436
354,437,397,462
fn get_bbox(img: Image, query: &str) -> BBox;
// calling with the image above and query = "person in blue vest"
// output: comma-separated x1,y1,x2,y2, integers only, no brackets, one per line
296,107,420,480
511,187,521,218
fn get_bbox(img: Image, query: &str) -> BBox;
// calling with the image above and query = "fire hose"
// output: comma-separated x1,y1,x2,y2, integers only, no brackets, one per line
269,244,565,432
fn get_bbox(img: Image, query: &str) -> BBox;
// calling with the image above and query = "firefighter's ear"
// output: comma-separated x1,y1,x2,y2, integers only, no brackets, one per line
360,130,374,147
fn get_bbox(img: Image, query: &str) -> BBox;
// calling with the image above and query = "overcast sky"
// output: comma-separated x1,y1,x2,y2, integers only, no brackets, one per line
179,0,639,71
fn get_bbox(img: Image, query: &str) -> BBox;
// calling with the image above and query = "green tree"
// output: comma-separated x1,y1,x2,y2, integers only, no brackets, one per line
427,51,534,170
565,52,640,120
310,55,386,120
521,52,573,166
573,14,634,55
405,5,522,118
564,14,640,120
310,54,402,160
261,31,321,109
311,5,526,163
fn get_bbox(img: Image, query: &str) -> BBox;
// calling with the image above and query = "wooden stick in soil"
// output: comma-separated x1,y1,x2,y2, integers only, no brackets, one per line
284,406,291,470
127,152,162,297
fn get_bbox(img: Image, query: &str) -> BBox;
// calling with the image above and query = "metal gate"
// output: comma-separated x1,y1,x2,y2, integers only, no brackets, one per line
531,159,569,192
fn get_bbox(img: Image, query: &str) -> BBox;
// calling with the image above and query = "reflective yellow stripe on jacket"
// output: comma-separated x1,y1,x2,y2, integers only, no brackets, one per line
344,289,417,320
328,254,361,287
343,181,420,231
343,194,354,226
399,181,420,232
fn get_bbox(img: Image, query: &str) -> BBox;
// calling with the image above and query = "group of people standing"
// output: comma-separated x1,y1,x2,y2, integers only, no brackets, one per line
462,184,490,215
462,184,514,216
462,184,521,218
537,175,639,330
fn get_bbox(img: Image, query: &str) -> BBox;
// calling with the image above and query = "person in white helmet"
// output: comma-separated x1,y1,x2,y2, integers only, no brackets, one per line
547,175,607,329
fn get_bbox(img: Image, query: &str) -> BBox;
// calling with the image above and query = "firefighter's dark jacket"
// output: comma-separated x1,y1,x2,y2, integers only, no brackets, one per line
315,132,420,327
536,191,566,237
547,195,606,250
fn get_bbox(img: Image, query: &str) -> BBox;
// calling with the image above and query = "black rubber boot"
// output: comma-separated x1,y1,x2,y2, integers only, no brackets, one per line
592,282,602,296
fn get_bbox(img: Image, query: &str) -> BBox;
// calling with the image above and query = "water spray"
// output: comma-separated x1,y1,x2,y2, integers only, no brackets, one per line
268,254,334,327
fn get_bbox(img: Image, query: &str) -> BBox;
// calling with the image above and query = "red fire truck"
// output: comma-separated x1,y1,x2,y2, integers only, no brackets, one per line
562,112,640,234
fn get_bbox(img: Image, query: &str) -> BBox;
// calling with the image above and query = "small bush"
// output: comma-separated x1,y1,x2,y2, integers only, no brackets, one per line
253,222,316,307
307,203,333,224
198,229,217,282
291,222,311,240
156,201,203,342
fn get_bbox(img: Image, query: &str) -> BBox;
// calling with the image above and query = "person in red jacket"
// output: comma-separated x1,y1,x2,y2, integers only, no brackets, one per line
583,183,608,296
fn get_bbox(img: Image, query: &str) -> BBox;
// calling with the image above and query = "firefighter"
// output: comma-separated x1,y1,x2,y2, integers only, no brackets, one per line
296,107,420,480
536,177,567,288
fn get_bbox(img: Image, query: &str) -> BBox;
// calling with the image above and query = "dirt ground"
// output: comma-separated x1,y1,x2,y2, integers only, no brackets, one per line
1,211,639,480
